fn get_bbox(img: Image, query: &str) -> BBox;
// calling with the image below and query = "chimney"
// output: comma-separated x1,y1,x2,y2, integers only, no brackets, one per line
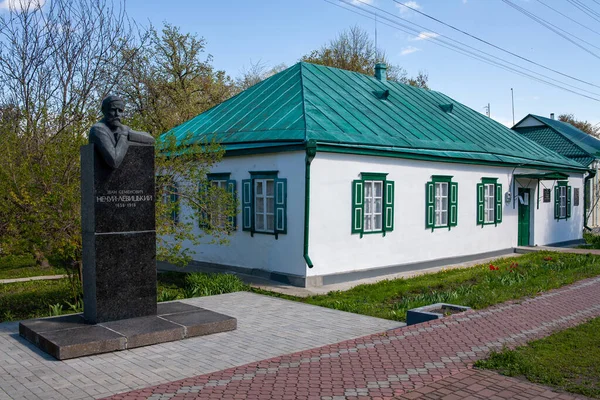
375,63,387,81
550,113,555,120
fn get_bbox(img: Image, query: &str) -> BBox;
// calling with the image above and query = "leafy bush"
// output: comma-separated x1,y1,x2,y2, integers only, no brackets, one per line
583,232,600,249
184,272,248,297
0,254,36,270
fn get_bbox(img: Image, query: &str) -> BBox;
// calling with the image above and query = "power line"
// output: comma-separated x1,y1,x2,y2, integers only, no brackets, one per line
393,0,600,89
534,0,600,38
565,0,600,24
351,0,600,98
325,0,600,102
502,0,600,60
567,0,600,21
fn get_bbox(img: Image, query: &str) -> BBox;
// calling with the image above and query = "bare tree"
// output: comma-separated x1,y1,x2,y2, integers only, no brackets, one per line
235,60,287,91
301,25,429,88
0,0,139,271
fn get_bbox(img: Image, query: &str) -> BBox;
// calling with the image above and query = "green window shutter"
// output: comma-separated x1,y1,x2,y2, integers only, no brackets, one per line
554,186,560,219
425,181,434,229
566,185,572,219
383,180,394,232
449,182,458,227
227,179,237,229
495,183,503,224
274,178,287,234
242,179,253,231
352,180,364,234
476,183,484,226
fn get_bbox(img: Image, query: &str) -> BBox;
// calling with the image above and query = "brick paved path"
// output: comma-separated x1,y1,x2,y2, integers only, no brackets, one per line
397,369,586,399
106,276,600,400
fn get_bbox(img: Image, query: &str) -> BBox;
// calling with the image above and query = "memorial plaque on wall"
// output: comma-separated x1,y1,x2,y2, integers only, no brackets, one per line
574,188,580,206
543,188,551,203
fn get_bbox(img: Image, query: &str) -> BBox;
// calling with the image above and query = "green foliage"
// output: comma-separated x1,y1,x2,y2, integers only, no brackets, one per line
301,25,429,88
49,303,63,317
0,279,78,322
583,232,600,249
0,254,67,279
255,252,600,322
476,317,600,398
0,255,35,270
184,272,248,297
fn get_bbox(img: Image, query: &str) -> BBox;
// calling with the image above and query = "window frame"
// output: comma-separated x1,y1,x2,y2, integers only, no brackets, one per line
351,172,394,237
201,173,237,231
554,181,571,220
476,177,502,227
426,175,458,231
242,171,287,238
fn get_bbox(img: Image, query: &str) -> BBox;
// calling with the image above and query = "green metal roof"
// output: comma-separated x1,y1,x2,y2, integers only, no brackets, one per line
166,62,586,172
513,114,600,167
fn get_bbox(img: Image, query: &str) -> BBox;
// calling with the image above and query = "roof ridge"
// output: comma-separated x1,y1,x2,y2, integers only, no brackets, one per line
298,62,309,144
530,114,595,157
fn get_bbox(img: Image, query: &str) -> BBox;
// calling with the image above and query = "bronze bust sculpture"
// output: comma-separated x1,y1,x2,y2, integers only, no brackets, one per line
89,96,154,169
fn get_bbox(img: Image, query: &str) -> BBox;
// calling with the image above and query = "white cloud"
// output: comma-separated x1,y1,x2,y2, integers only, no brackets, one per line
400,46,420,56
351,0,374,5
412,31,439,41
396,1,421,14
0,0,45,11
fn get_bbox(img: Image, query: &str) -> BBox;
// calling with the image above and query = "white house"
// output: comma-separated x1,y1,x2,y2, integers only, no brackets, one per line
163,62,588,287
513,114,600,228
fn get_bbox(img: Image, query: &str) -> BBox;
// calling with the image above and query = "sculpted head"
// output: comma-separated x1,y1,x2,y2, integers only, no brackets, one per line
101,95,125,129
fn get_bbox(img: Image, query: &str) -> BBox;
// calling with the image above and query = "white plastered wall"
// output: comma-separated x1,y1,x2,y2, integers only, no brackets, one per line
307,152,584,277
172,151,306,277
520,174,585,245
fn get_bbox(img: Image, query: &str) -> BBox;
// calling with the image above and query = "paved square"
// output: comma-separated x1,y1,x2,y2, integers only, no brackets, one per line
0,292,402,400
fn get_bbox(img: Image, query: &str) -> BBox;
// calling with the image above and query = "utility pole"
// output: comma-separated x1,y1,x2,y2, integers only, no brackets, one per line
511,88,515,126
374,14,378,50
484,103,490,117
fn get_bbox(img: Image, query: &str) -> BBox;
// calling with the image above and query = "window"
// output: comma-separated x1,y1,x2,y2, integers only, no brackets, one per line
352,173,394,236
242,171,287,236
426,176,457,230
554,181,571,220
476,178,502,226
200,173,237,230
254,179,274,232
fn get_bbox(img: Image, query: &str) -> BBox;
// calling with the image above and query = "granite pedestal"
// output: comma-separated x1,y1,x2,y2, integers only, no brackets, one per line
81,144,157,323
19,302,237,360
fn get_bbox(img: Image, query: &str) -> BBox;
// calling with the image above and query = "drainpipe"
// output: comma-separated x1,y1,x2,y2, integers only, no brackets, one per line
584,169,596,231
304,140,317,268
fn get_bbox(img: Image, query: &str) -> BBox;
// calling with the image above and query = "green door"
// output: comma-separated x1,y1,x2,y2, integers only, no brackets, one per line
518,188,530,246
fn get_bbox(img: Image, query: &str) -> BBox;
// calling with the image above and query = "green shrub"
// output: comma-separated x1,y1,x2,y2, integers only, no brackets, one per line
184,272,248,298
0,254,36,270
583,232,600,249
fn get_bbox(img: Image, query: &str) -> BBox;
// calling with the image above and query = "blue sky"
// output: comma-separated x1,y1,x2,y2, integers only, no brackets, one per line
4,0,599,128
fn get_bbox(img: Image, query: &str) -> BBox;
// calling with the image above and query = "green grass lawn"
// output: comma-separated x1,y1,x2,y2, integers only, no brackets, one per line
476,317,600,398
254,251,600,322
0,254,67,280
2,251,600,324
0,271,248,322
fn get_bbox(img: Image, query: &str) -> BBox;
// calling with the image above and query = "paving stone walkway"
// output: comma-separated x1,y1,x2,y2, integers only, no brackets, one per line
105,275,600,400
0,293,401,400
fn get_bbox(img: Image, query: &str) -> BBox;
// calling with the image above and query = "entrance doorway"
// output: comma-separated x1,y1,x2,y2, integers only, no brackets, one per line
517,188,531,246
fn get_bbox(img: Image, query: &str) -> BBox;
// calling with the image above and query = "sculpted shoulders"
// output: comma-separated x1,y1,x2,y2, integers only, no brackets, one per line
89,122,112,137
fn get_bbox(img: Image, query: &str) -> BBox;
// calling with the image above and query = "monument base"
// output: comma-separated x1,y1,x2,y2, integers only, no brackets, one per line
18,302,236,360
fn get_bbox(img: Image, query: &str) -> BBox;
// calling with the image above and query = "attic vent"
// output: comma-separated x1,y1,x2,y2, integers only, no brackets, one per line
374,89,390,100
440,103,453,113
